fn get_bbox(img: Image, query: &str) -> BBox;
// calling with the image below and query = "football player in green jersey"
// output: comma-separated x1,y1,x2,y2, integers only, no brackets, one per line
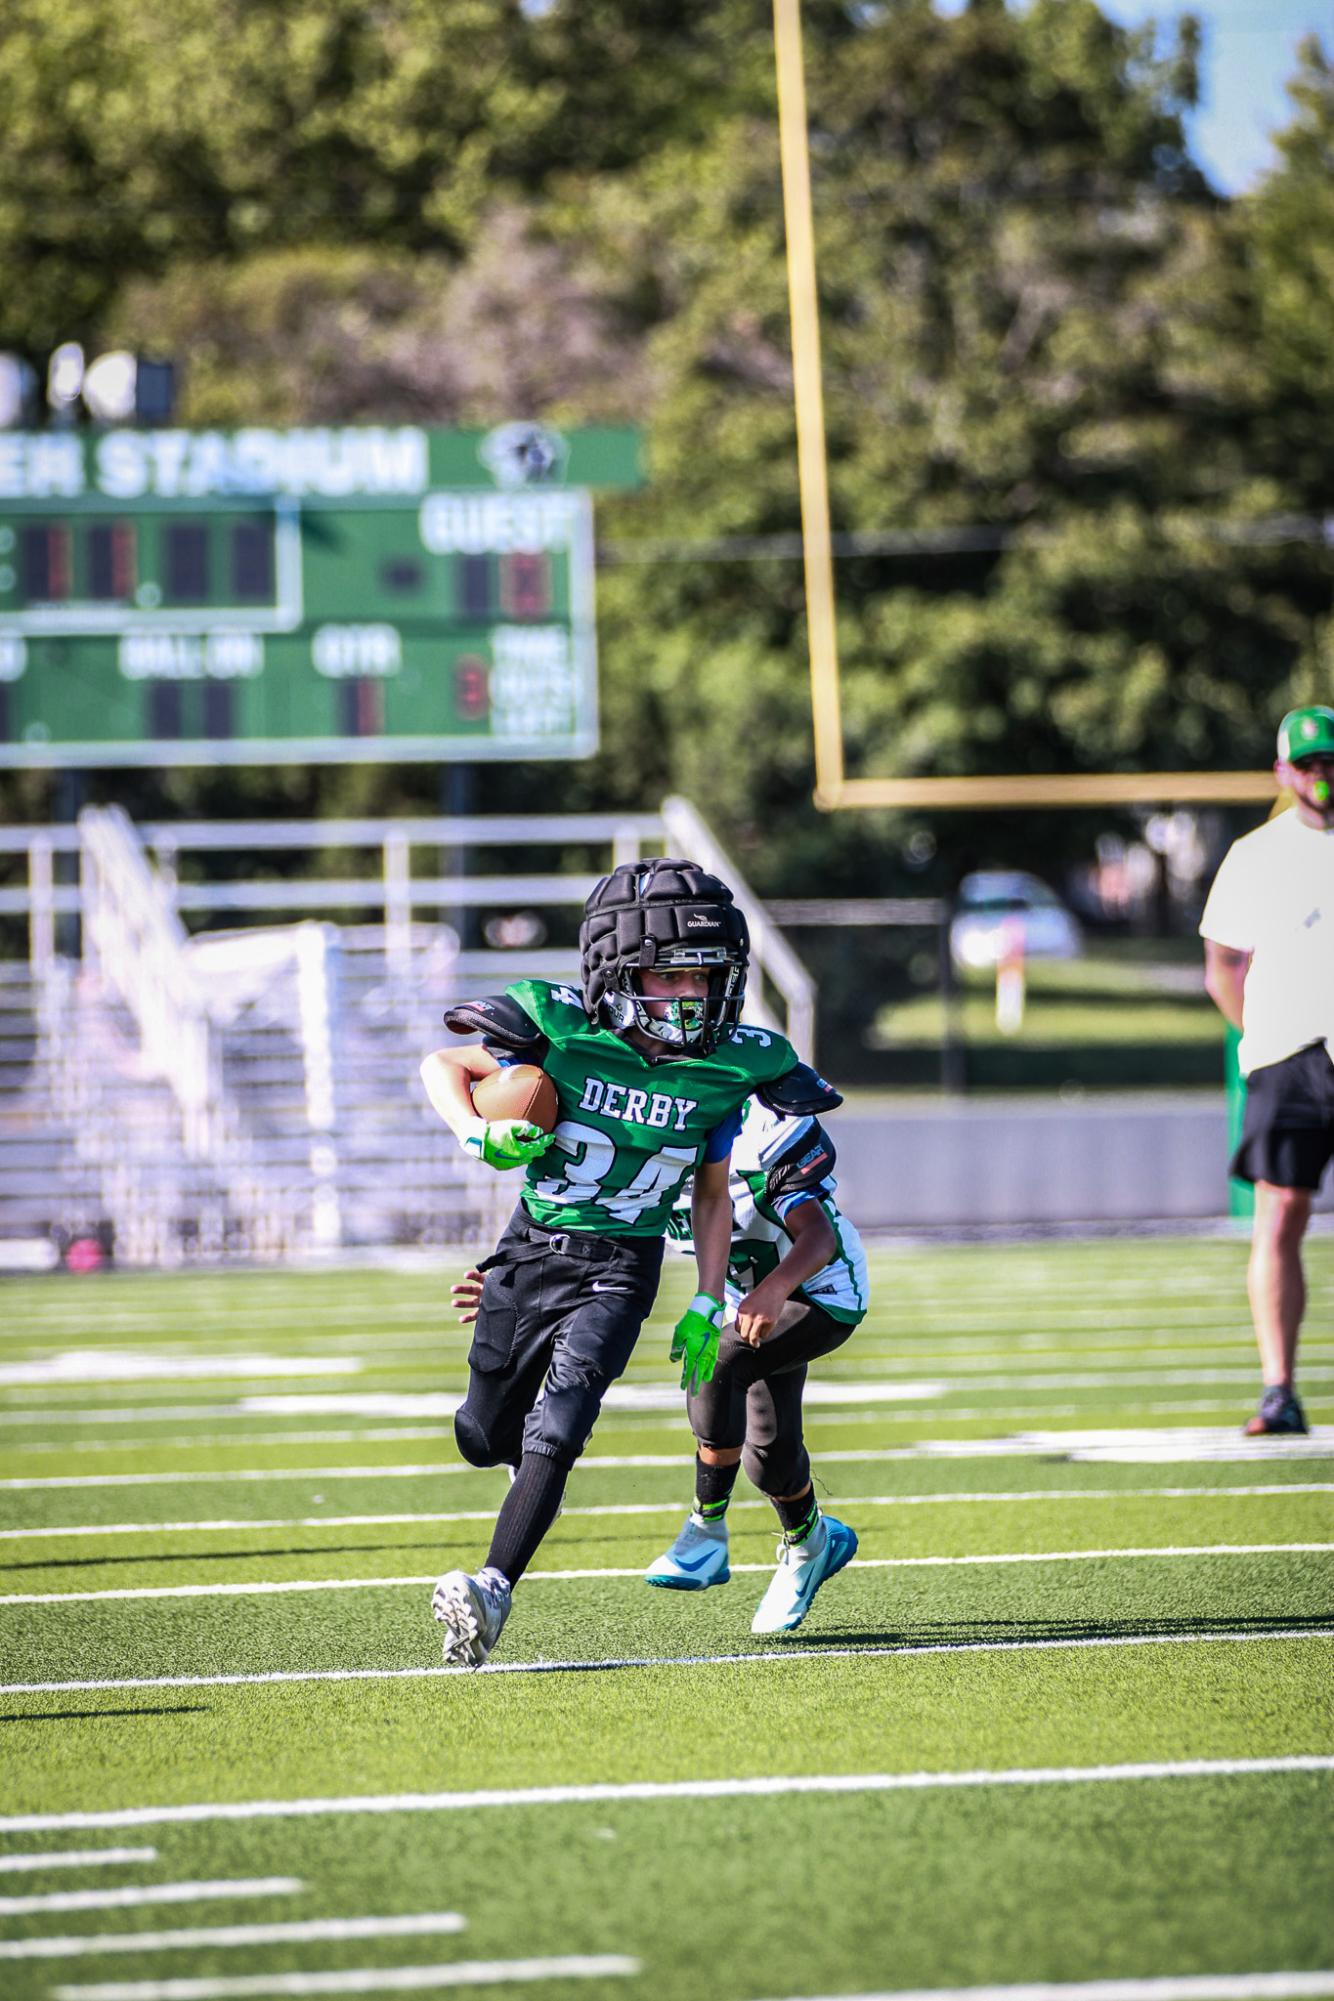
646,1097,868,1631
419,857,842,1665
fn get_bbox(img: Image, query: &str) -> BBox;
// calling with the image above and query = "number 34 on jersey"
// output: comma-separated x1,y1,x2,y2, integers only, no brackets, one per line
503,979,799,1238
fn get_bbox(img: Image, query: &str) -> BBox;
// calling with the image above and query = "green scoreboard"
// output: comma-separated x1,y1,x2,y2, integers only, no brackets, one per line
0,423,640,766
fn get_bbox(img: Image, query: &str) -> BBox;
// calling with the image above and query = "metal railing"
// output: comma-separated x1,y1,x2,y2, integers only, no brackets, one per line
79,806,219,1156
0,806,817,1058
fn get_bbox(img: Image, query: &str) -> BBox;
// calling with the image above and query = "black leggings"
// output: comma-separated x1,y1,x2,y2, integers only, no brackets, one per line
685,1301,854,1497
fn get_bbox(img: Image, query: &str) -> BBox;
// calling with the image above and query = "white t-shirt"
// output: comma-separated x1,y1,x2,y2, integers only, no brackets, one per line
1198,807,1334,1074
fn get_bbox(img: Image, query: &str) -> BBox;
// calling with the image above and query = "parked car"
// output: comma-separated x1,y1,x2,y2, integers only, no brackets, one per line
949,870,1082,973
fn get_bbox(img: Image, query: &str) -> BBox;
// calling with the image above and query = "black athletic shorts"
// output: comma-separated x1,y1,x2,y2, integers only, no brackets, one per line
1231,1040,1334,1190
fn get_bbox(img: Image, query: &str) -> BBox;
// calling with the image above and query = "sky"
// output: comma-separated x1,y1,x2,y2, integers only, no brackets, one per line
936,0,1332,193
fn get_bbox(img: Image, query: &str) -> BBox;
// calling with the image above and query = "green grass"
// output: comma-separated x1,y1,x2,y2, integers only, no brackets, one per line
0,1244,1331,2001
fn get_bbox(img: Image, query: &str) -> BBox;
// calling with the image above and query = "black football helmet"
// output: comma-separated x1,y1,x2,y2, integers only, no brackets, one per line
579,857,749,1054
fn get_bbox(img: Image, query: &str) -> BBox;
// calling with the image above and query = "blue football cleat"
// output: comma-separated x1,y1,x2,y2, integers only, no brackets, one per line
750,1514,857,1634
644,1513,731,1590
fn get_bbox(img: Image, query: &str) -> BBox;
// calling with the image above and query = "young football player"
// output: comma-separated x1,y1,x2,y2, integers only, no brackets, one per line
645,1095,868,1632
419,856,841,1666
451,1098,869,1638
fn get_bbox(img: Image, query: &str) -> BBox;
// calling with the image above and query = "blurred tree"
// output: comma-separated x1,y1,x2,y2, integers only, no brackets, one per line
104,222,652,428
0,0,791,355
3,0,1330,934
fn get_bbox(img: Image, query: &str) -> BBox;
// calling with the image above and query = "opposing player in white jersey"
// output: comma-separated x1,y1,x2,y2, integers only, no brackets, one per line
645,1095,869,1633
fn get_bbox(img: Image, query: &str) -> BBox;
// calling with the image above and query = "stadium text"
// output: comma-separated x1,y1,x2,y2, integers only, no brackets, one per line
0,428,430,501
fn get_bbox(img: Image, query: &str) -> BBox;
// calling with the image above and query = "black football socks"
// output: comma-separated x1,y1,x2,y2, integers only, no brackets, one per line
694,1452,740,1523
486,1453,568,1584
774,1487,820,1544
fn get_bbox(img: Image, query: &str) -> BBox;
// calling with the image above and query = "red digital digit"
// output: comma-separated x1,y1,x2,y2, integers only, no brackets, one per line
455,655,489,721
499,553,551,619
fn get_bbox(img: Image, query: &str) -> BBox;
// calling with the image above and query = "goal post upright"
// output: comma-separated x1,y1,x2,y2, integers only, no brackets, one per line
773,0,844,808
770,2,1273,814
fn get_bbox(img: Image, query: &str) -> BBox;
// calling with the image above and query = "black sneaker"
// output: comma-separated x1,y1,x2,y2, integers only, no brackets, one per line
1244,1387,1309,1436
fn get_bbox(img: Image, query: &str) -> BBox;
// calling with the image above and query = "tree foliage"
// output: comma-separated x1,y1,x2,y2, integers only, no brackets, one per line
1,0,1331,916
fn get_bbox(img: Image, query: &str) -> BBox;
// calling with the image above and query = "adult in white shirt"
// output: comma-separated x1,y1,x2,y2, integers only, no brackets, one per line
1199,704,1334,1436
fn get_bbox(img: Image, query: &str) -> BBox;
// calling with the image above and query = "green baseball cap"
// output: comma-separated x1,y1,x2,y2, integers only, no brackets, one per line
1277,705,1334,763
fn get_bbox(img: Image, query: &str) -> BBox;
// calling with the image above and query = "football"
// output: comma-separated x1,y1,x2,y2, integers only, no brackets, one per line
470,1063,559,1132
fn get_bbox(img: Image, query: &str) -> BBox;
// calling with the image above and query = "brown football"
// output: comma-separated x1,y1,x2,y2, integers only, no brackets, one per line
471,1063,559,1132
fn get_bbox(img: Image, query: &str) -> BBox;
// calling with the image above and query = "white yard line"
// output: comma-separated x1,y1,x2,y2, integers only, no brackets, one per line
2,1485,1326,1542
2,1543,1328,1608
5,1431,459,1458
0,1464,501,1491
5,1758,1331,1837
0,1848,156,1872
801,1369,1334,1390
0,1342,1285,1399
0,1383,947,1427
3,1625,1330,1698
0,1877,299,1916
2,1366,1329,1422
1,1407,1292,1458
744,1976,1334,2001
0,1913,465,1962
6,1431,1334,1490
51,1959,640,2000
0,1356,362,1388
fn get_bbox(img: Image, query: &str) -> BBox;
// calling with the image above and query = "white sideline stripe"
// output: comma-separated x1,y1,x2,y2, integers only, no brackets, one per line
744,1977,1334,2001
0,1848,157,1872
3,1625,1331,1697
51,1958,641,1999
5,1758,1331,1836
3,1485,1328,1541
0,1912,466,1962
4,1543,1329,1607
0,1876,300,1915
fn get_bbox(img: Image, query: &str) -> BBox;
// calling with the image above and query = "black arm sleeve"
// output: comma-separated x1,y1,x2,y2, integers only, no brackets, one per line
756,1062,843,1116
441,994,548,1064
764,1120,837,1204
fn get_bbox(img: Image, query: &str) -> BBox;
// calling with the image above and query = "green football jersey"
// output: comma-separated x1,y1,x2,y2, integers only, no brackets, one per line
503,979,799,1237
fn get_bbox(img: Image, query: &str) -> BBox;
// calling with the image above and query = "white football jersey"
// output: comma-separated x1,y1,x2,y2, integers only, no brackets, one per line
676,1097,869,1325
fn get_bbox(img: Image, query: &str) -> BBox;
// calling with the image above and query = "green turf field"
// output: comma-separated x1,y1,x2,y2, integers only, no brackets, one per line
1,1239,1331,2001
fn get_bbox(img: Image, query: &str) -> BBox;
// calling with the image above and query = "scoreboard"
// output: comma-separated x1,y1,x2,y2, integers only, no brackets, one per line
0,423,640,766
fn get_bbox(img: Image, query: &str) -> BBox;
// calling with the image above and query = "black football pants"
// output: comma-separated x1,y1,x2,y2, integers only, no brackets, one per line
455,1207,664,1473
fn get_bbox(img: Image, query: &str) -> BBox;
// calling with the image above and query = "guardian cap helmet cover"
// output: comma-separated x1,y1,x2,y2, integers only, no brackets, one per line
579,857,749,1054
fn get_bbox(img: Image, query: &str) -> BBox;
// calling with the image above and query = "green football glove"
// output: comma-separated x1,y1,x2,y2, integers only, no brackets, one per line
670,1291,726,1392
463,1120,553,1171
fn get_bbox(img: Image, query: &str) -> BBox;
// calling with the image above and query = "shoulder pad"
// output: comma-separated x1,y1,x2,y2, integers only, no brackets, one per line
764,1120,837,1204
756,1062,843,1116
442,993,547,1061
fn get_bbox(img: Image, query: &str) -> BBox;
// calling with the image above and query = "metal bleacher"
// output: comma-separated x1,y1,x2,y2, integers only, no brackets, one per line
0,803,815,1267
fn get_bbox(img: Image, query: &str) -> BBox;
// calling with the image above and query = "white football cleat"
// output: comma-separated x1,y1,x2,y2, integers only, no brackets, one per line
750,1514,857,1635
432,1566,512,1667
644,1512,731,1590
